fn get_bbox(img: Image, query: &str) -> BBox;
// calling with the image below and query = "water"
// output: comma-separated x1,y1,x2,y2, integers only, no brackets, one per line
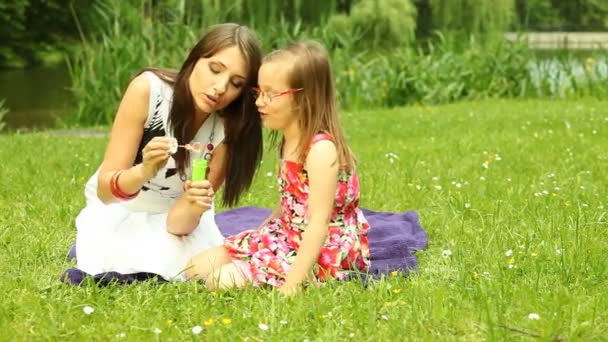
0,63,72,130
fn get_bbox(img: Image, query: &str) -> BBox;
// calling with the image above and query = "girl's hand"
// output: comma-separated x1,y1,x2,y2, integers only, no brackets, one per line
141,136,172,179
184,180,215,211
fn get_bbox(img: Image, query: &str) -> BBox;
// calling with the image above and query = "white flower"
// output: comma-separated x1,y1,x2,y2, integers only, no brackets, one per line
191,326,203,335
380,315,388,321
82,306,94,315
432,176,439,181
506,178,511,182
442,249,452,258
153,328,162,334
280,320,288,325
464,203,471,209
434,185,442,190
349,333,355,338
266,172,273,177
554,186,560,191
258,323,269,331
505,249,513,257
415,185,421,190
116,333,126,338
482,162,489,169
455,183,462,188
528,313,540,320
480,176,485,181
508,264,517,269
495,154,502,161
556,249,563,255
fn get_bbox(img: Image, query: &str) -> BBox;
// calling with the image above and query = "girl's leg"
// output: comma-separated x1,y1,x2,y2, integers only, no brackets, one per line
205,262,248,290
186,246,232,281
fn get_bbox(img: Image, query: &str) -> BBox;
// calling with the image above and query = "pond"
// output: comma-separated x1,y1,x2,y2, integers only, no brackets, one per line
0,63,72,130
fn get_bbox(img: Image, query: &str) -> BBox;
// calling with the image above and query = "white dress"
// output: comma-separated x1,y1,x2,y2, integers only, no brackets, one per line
75,71,225,281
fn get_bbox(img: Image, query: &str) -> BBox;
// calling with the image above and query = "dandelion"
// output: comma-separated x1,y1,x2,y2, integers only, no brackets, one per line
191,326,203,335
82,306,94,315
442,249,453,258
222,318,232,325
587,57,594,64
204,319,214,327
505,249,513,257
258,323,269,331
472,272,479,280
166,319,173,325
528,313,540,320
508,257,516,268
390,270,399,277
392,289,402,294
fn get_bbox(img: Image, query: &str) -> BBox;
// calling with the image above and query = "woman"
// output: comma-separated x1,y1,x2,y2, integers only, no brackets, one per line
70,23,263,282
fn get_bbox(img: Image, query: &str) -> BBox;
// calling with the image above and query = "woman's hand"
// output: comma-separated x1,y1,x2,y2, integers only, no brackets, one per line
141,136,172,179
184,180,215,212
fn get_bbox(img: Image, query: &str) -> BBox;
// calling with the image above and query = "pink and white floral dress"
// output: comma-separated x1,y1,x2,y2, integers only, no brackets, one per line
224,133,370,287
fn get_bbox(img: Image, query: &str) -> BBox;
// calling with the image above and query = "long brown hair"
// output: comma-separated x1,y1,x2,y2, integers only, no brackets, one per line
265,40,355,170
144,23,263,206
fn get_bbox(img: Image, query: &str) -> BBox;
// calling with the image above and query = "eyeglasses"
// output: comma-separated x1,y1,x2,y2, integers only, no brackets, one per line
251,87,303,104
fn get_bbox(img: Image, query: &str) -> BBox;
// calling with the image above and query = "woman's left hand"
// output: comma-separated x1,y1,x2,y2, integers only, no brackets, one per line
183,180,214,211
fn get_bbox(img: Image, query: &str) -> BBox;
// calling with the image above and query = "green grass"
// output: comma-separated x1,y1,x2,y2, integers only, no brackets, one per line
1,99,607,340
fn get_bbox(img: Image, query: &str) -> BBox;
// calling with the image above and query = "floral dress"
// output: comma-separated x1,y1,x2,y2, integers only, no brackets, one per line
224,133,370,287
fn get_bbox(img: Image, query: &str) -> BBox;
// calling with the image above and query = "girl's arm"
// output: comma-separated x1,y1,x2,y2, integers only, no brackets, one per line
166,143,227,235
97,74,169,204
281,140,339,293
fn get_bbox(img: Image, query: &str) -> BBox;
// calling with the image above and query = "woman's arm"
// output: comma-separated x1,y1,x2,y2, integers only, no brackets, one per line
281,140,339,293
166,143,227,235
97,74,168,204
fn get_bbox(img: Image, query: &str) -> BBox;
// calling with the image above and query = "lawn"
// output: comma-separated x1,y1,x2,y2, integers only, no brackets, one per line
0,99,606,340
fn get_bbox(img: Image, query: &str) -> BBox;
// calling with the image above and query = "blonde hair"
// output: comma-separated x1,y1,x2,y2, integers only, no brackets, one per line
265,40,355,170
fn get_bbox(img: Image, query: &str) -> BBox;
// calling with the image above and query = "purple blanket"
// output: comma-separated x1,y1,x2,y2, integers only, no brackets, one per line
62,207,428,284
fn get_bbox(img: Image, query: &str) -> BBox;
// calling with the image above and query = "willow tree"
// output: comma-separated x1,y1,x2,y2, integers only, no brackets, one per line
430,0,515,36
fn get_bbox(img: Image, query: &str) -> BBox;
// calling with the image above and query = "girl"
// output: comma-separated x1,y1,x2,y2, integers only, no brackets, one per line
187,40,370,294
71,23,263,282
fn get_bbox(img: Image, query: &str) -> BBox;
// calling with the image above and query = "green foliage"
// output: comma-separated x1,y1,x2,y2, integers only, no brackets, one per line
0,0,105,67
328,0,418,49
515,0,608,31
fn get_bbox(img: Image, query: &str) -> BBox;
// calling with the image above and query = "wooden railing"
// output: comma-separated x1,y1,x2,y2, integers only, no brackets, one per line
505,32,608,50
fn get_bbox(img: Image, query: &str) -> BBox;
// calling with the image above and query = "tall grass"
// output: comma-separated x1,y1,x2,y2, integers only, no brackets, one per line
64,1,608,127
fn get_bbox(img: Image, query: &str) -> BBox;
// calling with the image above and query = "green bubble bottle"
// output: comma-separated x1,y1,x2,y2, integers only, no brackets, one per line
191,158,208,181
